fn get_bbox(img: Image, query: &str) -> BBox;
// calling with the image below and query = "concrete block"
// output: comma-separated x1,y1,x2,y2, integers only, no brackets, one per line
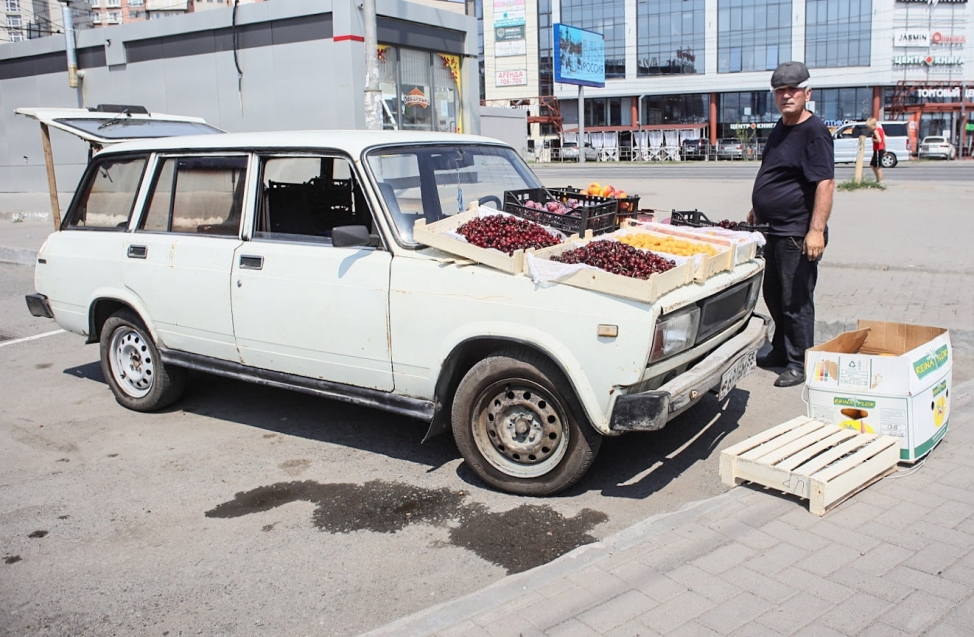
576,590,658,633
819,592,893,635
665,563,742,602
696,591,774,635
879,590,956,635
688,542,757,575
635,590,711,634
754,591,833,635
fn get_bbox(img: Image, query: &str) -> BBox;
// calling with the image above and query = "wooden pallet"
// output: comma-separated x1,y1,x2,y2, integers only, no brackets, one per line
719,416,900,515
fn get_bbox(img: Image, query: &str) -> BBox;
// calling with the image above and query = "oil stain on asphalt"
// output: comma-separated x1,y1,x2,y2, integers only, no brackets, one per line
205,480,607,574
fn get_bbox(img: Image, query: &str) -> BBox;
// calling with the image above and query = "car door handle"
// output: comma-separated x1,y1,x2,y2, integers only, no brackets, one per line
127,245,147,259
239,255,264,270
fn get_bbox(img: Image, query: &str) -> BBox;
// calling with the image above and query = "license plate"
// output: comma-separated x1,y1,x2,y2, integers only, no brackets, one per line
717,349,757,401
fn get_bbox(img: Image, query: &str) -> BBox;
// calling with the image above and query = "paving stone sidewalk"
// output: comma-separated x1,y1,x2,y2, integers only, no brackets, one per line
363,384,974,637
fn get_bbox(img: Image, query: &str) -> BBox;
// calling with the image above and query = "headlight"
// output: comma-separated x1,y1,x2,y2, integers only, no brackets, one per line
649,306,700,363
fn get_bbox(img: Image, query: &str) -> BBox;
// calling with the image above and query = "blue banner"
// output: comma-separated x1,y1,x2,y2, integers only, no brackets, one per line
553,23,606,88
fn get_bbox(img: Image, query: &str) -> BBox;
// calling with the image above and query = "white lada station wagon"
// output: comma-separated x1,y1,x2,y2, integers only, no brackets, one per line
25,124,767,495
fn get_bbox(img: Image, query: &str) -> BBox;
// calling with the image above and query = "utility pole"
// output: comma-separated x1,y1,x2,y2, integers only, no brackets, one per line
59,0,78,88
363,0,383,130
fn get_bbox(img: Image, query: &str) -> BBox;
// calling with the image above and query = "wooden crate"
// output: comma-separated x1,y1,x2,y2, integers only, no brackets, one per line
612,225,733,282
719,416,900,516
626,219,759,266
412,209,526,274
526,237,692,304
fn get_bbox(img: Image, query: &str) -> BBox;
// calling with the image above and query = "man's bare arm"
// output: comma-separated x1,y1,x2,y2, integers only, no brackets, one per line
804,179,833,260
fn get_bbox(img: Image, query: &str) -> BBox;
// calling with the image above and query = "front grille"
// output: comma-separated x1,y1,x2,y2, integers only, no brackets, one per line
696,277,757,343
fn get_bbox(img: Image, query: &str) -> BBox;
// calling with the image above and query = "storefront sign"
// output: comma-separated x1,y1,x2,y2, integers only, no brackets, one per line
894,31,930,47
730,122,776,130
493,0,525,28
893,55,964,65
932,32,966,45
913,87,974,99
403,87,430,108
496,39,527,57
495,26,525,41
495,69,528,87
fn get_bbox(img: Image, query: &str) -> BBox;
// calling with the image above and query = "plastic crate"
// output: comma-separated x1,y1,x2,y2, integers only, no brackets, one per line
670,209,769,235
504,187,619,236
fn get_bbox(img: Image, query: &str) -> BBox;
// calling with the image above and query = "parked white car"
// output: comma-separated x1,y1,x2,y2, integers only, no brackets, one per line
25,127,766,495
832,121,911,168
918,136,956,160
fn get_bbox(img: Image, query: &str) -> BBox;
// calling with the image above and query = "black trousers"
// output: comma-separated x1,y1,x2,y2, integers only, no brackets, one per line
763,234,818,371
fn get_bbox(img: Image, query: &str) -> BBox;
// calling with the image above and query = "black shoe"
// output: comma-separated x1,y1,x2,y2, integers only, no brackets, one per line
774,367,805,388
757,352,787,369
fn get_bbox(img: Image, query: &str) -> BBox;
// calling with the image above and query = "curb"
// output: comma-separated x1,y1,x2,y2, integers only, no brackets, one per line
0,246,38,267
362,377,974,637
359,488,750,637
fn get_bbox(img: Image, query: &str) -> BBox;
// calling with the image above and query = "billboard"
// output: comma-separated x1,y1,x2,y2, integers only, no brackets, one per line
553,23,605,88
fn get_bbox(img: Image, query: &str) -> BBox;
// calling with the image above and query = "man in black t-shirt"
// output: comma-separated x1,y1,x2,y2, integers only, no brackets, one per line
748,61,834,388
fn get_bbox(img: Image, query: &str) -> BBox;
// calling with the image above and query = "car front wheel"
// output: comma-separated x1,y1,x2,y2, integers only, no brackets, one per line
100,309,186,412
881,152,898,168
451,348,602,496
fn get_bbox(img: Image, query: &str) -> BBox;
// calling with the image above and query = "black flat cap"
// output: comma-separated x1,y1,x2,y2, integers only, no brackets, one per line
770,61,810,89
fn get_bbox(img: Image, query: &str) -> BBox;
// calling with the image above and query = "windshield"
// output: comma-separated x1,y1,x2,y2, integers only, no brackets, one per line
366,144,542,244
54,118,224,140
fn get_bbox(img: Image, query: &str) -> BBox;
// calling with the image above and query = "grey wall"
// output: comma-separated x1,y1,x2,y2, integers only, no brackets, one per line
479,106,528,159
0,0,479,193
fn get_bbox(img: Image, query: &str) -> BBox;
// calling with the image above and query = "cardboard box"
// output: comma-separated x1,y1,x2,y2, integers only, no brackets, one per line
805,320,951,462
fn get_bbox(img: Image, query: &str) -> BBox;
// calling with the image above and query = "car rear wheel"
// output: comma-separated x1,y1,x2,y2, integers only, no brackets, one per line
451,348,601,496
100,309,186,412
881,152,897,168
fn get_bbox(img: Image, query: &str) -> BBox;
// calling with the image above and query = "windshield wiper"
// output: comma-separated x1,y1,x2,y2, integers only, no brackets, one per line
97,108,131,130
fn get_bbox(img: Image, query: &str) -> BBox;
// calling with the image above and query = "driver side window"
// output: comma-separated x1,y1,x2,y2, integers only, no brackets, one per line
254,156,372,244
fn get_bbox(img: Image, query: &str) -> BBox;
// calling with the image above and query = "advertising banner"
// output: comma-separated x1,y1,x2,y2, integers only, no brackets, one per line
493,0,525,28
495,69,528,86
553,23,606,88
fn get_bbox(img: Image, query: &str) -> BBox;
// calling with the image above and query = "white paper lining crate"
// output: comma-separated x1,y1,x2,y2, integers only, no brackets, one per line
719,416,900,515
526,236,692,304
412,209,527,274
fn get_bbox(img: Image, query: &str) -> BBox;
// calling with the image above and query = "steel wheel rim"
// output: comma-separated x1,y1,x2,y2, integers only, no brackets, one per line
109,326,153,398
471,378,570,479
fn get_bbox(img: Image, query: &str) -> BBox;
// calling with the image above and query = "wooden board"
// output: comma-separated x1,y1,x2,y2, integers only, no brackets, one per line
719,416,900,516
526,236,692,304
412,209,525,274
612,226,733,282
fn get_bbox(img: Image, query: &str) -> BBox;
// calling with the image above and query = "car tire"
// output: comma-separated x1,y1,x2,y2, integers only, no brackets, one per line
100,309,186,412
881,152,897,169
451,348,602,496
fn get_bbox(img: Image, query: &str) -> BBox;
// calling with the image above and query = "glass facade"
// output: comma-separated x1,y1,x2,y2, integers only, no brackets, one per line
378,47,463,133
718,91,779,139
637,0,706,76
813,87,873,126
805,0,871,68
539,0,553,96
718,0,792,74
639,94,710,126
584,97,632,127
561,0,626,78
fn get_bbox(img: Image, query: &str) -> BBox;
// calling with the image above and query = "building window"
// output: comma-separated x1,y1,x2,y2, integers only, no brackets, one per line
89,0,100,7
718,0,792,74
805,0,871,68
129,0,143,4
129,10,143,19
378,46,463,133
583,97,631,128
719,91,778,139
641,94,710,126
637,0,706,76
814,87,872,126
561,0,626,79
7,14,21,28
4,0,18,12
107,10,121,22
105,0,120,7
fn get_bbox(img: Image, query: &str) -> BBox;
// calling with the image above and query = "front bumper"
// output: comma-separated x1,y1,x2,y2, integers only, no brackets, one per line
608,314,769,432
25,293,54,319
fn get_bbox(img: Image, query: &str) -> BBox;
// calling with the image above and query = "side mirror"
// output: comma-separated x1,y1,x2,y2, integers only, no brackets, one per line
332,225,373,248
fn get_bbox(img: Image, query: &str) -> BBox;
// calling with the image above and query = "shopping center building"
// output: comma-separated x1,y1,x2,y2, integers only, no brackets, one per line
480,0,974,159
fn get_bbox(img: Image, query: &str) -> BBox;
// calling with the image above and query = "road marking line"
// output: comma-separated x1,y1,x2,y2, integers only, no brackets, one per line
0,329,65,348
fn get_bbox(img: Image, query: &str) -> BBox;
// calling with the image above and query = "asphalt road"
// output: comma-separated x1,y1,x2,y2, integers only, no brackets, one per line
0,260,808,637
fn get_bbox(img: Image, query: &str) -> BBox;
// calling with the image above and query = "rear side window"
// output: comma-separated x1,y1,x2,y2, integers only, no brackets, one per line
139,155,248,236
883,123,908,137
64,156,147,230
